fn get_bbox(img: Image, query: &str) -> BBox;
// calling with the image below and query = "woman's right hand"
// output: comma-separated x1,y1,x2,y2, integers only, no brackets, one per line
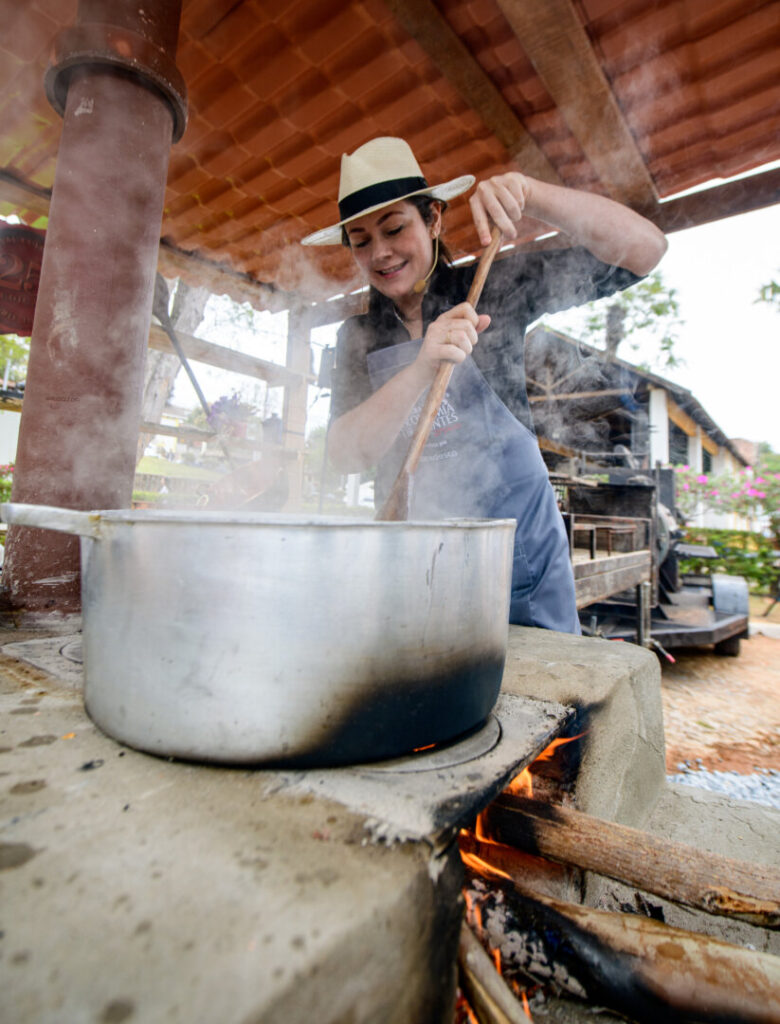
414,302,491,383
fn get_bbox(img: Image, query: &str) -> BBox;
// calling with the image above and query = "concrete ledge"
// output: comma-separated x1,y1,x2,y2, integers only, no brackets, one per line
501,627,666,827
0,649,462,1024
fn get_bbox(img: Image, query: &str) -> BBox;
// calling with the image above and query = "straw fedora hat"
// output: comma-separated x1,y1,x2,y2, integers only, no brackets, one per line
301,137,474,246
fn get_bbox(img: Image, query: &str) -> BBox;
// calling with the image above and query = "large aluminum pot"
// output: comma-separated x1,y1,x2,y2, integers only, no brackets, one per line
1,503,515,766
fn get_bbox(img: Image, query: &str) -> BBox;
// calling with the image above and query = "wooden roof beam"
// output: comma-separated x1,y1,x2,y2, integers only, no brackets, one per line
381,0,561,183
0,169,51,218
0,169,299,315
651,167,780,233
528,388,635,403
494,0,658,210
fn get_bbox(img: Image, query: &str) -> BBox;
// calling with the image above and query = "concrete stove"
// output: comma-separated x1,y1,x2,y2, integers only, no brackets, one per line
0,624,570,1024
8,622,773,1023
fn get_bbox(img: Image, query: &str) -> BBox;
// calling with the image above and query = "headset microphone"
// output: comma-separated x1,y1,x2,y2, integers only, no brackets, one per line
412,235,439,294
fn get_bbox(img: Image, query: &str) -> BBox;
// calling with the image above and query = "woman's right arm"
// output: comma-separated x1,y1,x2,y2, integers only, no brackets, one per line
328,303,490,473
327,360,433,472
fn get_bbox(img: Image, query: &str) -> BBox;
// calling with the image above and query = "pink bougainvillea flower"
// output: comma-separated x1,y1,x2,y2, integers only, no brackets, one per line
683,482,689,490
697,475,708,483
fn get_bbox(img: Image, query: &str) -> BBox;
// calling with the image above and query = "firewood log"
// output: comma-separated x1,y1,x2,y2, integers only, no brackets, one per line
457,922,529,1024
462,865,780,1024
485,795,780,929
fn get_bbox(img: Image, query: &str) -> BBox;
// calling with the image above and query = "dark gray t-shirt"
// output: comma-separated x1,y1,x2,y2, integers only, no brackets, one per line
330,245,641,432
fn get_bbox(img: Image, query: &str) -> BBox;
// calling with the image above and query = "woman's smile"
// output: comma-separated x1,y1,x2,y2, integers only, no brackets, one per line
347,200,439,300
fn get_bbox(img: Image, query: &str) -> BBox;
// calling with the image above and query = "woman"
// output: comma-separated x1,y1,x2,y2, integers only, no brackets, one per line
303,137,667,632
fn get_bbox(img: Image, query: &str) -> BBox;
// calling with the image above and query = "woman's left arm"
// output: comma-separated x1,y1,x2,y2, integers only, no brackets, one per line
470,173,667,277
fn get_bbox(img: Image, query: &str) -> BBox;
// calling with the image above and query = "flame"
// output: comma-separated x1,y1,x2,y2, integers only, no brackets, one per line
505,765,534,797
461,998,479,1024
460,847,510,883
521,990,533,1020
532,731,586,764
505,731,587,798
459,730,588,1019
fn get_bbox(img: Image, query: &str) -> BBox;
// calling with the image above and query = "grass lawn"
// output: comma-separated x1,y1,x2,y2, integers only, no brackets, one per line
136,456,221,481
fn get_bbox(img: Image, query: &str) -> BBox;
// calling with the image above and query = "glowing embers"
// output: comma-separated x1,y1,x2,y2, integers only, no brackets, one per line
456,732,587,1021
503,731,586,801
457,888,538,1021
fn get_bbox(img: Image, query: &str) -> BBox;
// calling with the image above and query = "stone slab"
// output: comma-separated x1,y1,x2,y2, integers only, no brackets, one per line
501,626,666,827
0,644,462,1024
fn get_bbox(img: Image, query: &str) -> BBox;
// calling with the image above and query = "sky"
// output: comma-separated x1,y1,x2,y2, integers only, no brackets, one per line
656,202,779,451
171,177,780,452
548,198,779,452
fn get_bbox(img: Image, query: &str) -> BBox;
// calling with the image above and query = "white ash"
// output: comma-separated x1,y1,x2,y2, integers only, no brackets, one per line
668,766,780,809
466,880,587,1000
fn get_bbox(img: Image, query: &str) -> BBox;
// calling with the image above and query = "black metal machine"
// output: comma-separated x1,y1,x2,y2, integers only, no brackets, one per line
562,467,750,657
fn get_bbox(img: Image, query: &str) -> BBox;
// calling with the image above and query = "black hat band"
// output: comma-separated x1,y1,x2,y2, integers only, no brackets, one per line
338,176,428,222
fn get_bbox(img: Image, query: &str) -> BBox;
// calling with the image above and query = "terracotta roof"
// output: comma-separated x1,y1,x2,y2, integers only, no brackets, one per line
1,0,779,304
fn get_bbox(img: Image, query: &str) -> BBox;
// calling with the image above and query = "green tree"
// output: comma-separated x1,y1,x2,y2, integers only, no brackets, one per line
0,332,30,385
757,441,780,475
304,425,343,503
755,277,780,313
546,270,684,372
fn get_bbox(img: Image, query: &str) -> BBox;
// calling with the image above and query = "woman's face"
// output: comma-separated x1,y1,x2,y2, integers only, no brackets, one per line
346,200,440,301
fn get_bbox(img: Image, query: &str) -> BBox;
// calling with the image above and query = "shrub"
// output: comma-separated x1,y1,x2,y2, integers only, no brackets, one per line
678,527,778,593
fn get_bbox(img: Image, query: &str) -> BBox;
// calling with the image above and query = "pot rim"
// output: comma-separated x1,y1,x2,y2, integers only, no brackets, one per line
81,509,518,529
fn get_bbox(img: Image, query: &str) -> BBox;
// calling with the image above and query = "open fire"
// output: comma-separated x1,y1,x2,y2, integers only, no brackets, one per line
452,734,780,1024
456,734,584,1023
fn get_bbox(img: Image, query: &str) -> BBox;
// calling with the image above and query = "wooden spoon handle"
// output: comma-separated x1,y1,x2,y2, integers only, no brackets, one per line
375,225,503,521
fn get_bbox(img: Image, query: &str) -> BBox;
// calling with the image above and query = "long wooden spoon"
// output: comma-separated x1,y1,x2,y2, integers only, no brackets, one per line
375,225,503,521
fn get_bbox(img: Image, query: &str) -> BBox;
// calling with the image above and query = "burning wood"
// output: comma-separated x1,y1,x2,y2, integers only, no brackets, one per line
461,867,780,1024
484,795,780,929
457,731,780,1023
458,922,532,1024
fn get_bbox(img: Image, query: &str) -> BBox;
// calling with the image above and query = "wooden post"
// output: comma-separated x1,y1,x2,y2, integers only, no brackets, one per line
283,305,311,509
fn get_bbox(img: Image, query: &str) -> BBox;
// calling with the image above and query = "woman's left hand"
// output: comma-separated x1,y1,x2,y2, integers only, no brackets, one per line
469,172,530,247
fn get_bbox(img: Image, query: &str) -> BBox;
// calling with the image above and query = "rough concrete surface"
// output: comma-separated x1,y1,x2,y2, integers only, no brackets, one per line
2,621,778,1024
502,627,666,828
0,633,462,1024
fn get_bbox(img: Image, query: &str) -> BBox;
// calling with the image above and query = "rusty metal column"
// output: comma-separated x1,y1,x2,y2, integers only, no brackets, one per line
2,1,186,614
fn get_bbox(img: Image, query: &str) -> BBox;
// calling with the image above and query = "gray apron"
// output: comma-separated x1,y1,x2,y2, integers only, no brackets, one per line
368,338,580,633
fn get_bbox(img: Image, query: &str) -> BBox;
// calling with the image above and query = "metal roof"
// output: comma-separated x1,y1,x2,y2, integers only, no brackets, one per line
2,0,779,305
